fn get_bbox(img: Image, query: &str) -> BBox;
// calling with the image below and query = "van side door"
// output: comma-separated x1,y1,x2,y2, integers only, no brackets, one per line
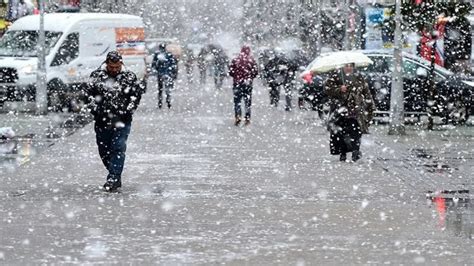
50,32,80,85
77,25,116,80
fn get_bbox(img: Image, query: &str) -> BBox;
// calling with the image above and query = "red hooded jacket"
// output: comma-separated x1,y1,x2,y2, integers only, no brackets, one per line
229,46,258,85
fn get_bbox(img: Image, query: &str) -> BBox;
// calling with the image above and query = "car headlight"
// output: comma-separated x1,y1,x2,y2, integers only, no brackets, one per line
19,64,37,75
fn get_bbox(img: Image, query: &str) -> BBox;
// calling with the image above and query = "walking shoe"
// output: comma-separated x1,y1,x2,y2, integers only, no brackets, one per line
352,151,362,162
158,103,162,109
244,119,251,126
103,179,121,192
234,116,241,126
340,153,347,162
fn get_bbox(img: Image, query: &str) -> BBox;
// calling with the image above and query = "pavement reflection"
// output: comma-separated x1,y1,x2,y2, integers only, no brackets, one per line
0,137,37,169
0,113,92,173
428,190,473,239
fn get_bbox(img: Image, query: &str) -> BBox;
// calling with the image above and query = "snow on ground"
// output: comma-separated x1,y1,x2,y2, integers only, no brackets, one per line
0,74,473,264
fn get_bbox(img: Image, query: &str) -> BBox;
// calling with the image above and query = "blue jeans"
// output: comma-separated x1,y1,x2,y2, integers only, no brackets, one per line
94,122,131,181
233,84,253,120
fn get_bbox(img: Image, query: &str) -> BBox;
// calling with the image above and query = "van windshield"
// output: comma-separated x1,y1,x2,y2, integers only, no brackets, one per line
0,30,62,57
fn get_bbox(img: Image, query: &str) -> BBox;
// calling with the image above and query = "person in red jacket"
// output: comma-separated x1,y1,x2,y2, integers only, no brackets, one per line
229,45,258,126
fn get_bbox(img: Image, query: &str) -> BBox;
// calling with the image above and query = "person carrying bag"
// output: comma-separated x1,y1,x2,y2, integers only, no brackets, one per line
324,63,375,162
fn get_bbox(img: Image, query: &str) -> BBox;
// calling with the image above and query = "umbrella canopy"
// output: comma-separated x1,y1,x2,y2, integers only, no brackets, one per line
307,51,373,73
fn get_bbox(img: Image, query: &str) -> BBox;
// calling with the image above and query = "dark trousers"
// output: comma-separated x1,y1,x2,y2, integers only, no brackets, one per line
214,75,224,90
233,83,253,120
94,122,131,181
199,68,206,85
157,75,173,108
330,117,362,155
283,84,292,110
185,64,193,83
269,85,280,106
269,83,292,110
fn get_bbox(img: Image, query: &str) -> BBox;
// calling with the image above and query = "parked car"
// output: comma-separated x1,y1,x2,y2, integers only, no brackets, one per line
0,13,147,111
301,50,474,124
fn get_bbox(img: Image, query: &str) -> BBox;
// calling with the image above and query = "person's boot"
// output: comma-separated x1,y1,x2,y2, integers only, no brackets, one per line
244,119,251,126
340,153,347,162
352,150,362,162
103,177,121,192
234,116,241,126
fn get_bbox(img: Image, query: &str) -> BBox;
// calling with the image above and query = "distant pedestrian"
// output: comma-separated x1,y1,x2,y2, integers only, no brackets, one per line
325,63,374,162
152,43,178,109
17,0,30,18
197,47,209,85
211,47,228,90
263,50,298,111
229,45,258,126
299,72,326,115
444,15,472,73
183,46,195,83
86,51,144,192
263,51,285,107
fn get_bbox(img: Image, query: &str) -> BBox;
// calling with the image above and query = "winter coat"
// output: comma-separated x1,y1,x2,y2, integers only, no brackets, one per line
444,16,472,62
418,29,445,67
264,56,292,87
300,74,326,106
325,71,375,134
229,46,258,85
197,48,208,72
86,67,143,127
152,49,178,79
213,50,229,77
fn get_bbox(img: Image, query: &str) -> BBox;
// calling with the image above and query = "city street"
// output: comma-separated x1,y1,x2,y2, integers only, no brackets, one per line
0,77,473,264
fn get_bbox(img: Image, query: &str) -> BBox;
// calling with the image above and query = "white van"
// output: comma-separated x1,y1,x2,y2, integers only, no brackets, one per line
0,13,146,109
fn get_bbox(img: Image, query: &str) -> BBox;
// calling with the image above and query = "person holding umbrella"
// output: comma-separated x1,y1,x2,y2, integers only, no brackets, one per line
324,61,375,162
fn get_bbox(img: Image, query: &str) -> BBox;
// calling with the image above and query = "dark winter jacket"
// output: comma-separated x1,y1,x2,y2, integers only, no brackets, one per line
444,16,472,61
86,67,143,127
229,46,258,85
152,48,178,79
264,56,298,87
213,50,229,77
325,71,375,133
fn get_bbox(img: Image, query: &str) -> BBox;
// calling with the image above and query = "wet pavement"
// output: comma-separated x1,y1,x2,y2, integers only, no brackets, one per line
0,111,91,174
0,78,473,264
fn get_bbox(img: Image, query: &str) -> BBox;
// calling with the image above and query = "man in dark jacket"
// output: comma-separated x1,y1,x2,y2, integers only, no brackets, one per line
212,48,228,90
152,43,178,109
86,51,143,192
264,52,285,107
229,45,258,126
444,15,472,73
263,51,298,111
197,47,209,85
183,46,195,83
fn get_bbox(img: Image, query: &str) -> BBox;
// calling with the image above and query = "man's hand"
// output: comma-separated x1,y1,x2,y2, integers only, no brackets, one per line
340,85,347,93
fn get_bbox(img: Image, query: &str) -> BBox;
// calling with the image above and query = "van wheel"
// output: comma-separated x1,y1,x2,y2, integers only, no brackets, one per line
47,79,66,112
68,83,88,113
